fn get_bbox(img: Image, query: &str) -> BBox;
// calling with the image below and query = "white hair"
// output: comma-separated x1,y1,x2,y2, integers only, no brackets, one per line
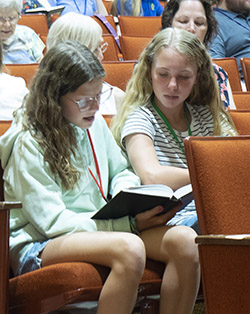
46,12,103,52
0,0,22,14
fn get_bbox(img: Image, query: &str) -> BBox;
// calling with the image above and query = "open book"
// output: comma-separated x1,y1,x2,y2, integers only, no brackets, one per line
92,184,193,220
25,0,65,15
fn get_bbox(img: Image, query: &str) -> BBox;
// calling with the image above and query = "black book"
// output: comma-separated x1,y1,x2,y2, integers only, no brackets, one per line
92,184,193,219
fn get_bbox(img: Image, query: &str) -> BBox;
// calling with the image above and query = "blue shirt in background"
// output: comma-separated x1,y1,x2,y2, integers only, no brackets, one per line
47,0,98,15
210,7,250,78
117,0,163,16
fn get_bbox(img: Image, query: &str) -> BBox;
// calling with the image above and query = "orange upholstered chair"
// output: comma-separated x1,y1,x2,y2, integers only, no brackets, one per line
184,135,250,314
92,15,117,35
120,35,152,60
232,91,250,109
102,34,120,61
213,57,242,92
228,109,250,134
118,16,161,37
18,14,49,36
103,60,136,90
3,63,39,88
0,120,165,314
240,57,250,91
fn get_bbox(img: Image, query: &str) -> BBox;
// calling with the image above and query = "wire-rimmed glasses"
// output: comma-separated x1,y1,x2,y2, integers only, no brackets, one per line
69,82,113,112
0,15,20,25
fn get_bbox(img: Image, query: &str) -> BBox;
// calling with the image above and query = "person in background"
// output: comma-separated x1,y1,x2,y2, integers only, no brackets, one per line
0,40,200,314
47,0,108,15
161,0,235,109
111,0,164,16
46,12,124,114
0,0,45,63
111,28,237,234
210,0,250,81
0,40,28,120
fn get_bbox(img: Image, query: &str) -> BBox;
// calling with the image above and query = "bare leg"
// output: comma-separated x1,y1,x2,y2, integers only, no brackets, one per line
41,231,146,314
140,225,200,314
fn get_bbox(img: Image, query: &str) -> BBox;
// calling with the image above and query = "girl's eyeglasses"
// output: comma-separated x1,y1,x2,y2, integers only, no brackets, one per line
69,82,113,112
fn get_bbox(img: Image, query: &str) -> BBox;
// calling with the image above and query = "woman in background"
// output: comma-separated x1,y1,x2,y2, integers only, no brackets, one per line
47,12,124,114
0,0,44,63
161,0,235,109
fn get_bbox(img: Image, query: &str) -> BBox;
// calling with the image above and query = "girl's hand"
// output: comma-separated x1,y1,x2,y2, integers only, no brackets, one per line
135,204,182,232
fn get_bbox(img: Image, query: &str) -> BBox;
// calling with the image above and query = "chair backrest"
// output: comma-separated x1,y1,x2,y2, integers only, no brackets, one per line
92,15,117,35
118,16,161,37
102,60,136,90
185,136,250,235
102,34,120,61
228,109,250,134
3,63,39,88
18,14,49,36
240,57,250,91
232,91,250,109
212,57,242,92
120,35,152,60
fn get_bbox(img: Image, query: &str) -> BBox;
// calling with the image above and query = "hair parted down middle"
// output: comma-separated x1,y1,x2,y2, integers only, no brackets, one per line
111,27,235,144
18,40,105,190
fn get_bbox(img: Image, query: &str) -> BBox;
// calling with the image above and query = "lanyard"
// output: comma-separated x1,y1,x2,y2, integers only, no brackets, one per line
152,99,192,153
87,129,107,202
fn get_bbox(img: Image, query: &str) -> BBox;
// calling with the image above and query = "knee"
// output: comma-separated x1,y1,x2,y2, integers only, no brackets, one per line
163,226,199,265
115,234,146,278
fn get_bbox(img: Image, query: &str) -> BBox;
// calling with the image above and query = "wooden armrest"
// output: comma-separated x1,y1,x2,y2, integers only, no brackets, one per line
196,235,250,246
0,201,22,210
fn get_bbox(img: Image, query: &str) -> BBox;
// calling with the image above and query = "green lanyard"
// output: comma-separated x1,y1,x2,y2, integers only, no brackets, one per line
152,99,192,153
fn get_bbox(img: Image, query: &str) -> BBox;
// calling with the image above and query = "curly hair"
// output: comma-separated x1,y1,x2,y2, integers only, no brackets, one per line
111,28,236,144
161,0,218,48
20,41,105,190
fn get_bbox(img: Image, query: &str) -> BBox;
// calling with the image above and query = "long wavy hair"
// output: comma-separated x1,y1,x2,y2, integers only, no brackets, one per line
161,0,218,48
111,0,142,16
111,28,236,144
19,41,105,190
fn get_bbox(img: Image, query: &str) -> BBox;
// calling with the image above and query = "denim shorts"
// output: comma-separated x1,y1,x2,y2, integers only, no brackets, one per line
18,240,50,276
167,200,200,234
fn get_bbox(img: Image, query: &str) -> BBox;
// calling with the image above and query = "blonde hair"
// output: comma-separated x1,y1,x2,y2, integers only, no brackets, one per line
46,13,103,52
112,27,236,143
111,0,142,16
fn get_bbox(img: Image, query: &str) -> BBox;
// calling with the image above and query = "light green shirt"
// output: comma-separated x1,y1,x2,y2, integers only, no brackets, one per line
0,113,140,275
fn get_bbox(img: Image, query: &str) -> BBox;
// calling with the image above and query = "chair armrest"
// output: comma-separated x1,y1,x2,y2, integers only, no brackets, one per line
0,201,22,210
195,234,250,246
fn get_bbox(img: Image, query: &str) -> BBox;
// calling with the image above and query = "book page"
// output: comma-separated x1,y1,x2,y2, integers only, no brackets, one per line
173,184,192,199
123,184,173,198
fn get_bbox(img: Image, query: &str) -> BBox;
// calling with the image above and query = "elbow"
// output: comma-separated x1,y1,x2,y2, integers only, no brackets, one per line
139,171,160,185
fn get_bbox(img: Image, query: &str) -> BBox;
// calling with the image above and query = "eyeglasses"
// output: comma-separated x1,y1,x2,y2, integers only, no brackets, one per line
69,82,113,112
0,15,20,25
94,42,109,55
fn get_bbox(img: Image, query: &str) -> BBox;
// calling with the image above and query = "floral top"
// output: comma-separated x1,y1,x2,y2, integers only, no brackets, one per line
213,63,230,109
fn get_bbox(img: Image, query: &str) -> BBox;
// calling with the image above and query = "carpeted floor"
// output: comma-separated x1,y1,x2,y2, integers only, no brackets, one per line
193,302,206,314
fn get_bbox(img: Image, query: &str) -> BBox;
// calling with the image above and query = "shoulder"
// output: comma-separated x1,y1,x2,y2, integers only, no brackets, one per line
212,63,228,81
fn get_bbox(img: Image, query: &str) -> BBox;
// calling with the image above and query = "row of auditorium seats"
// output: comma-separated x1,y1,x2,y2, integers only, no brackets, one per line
17,13,250,93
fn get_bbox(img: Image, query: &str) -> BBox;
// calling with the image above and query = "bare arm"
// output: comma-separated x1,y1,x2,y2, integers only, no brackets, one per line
125,133,190,191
